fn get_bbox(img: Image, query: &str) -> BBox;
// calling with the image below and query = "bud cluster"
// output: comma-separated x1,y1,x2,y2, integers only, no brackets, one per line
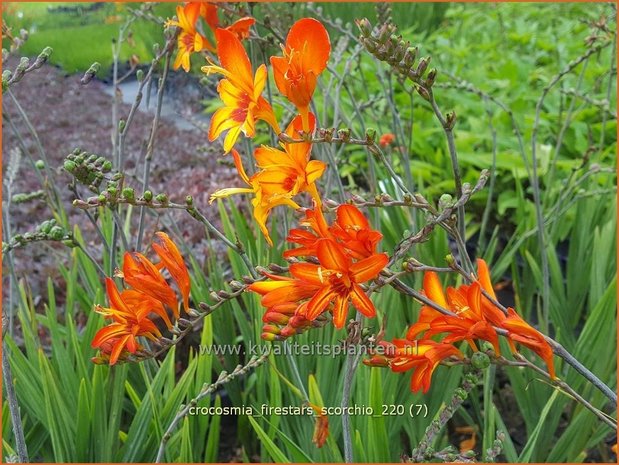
3,219,74,254
64,148,113,192
356,18,437,99
2,47,53,92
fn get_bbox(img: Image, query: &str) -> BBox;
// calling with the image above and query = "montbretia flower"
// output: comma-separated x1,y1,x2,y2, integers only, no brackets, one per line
379,133,396,147
310,402,329,448
166,2,207,72
474,259,556,378
366,340,463,393
152,231,191,313
285,204,382,260
119,251,181,319
253,113,326,203
270,18,330,131
406,272,500,354
92,233,192,365
203,28,279,153
210,149,299,245
292,238,388,328
91,278,163,365
166,2,255,72
210,114,325,246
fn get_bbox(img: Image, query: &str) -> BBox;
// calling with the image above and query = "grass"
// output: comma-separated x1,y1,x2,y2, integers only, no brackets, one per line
2,2,175,77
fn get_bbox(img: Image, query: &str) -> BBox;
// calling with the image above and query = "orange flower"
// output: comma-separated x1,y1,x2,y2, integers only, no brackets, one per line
375,339,464,393
501,308,556,378
252,113,326,201
91,278,162,365
152,232,191,313
210,149,299,245
203,28,279,153
406,273,500,354
309,403,329,448
271,18,330,131
285,204,382,260
166,2,256,72
379,133,395,147
119,251,180,318
292,239,388,328
166,3,208,72
330,204,383,259
210,115,325,246
474,259,556,378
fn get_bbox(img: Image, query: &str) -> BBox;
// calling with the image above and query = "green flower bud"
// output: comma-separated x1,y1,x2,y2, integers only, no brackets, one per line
63,160,77,172
185,195,193,206
35,160,45,169
470,351,490,370
155,193,168,204
365,127,376,143
39,220,52,234
454,387,468,400
102,160,112,172
122,187,135,202
49,225,65,241
142,190,153,201
136,69,144,82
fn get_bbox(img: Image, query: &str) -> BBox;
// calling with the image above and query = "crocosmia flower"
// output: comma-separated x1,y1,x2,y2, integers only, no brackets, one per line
210,114,326,245
293,238,387,328
249,206,388,334
166,2,255,72
91,278,163,365
365,340,464,393
91,233,191,365
270,18,330,131
203,28,279,153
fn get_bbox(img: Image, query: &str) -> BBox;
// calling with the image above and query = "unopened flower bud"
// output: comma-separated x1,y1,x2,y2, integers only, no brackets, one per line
185,195,193,206
438,193,453,210
425,68,437,88
101,160,112,172
64,160,77,172
355,18,372,37
403,47,418,68
416,56,430,77
142,190,153,202
445,111,457,130
337,128,351,142
470,351,490,370
80,62,100,85
35,160,45,169
416,85,430,101
49,225,65,241
365,127,376,143
155,193,168,205
445,254,456,268
122,187,135,202
136,69,144,82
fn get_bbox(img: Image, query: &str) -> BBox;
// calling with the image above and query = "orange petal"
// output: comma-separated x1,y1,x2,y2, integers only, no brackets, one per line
336,204,370,231
423,272,448,309
153,232,191,315
476,259,497,300
331,296,349,329
316,239,350,271
305,286,335,320
286,18,330,75
349,253,388,283
215,28,253,91
350,283,376,318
